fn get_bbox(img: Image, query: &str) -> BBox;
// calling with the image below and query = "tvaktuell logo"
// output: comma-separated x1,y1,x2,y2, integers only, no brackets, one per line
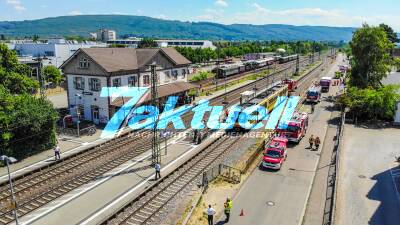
100,87,300,139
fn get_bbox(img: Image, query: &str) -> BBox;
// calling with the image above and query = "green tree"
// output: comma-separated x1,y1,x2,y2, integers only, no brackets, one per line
394,58,400,72
379,23,399,44
32,34,40,42
42,65,62,84
65,35,89,42
0,44,39,94
0,44,58,159
338,86,400,120
349,24,394,88
138,38,158,48
108,43,127,48
0,86,58,159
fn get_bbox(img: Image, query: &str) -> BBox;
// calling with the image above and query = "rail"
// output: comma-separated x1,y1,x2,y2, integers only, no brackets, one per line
94,54,331,225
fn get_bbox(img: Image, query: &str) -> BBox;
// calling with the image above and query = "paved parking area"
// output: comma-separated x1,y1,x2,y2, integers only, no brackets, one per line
336,125,400,225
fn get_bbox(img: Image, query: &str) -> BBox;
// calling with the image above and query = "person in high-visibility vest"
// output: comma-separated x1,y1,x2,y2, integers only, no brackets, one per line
224,198,232,222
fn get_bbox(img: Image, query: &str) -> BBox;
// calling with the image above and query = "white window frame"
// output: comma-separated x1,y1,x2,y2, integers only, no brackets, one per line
143,75,150,86
74,77,85,90
89,78,101,91
79,58,90,69
172,70,178,80
128,76,138,87
112,78,121,87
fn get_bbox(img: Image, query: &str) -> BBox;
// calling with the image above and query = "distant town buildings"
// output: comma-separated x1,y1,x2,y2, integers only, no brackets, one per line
95,29,117,42
61,47,194,125
107,38,216,49
11,38,106,68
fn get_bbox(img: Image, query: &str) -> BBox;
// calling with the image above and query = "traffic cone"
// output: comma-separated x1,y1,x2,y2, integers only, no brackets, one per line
239,209,244,216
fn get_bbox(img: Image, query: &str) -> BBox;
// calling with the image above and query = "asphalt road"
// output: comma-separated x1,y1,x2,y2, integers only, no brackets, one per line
336,125,400,225
218,55,342,225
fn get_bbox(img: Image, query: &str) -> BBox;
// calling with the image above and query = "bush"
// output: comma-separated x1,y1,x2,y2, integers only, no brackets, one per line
337,85,400,120
334,71,344,79
190,71,211,82
0,86,58,159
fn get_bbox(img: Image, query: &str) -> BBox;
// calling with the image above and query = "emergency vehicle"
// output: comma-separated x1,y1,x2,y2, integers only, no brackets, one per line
277,111,308,143
262,137,288,170
320,77,332,92
306,86,321,103
282,79,298,92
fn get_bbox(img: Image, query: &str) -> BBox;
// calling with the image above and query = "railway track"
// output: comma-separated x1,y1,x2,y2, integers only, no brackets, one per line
100,134,244,225
199,57,310,93
96,56,333,225
0,54,326,224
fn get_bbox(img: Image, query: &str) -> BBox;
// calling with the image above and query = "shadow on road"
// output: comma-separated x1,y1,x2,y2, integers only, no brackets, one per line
367,167,400,225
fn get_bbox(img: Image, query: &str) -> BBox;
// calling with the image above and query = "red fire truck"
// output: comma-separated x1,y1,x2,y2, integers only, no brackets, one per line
282,79,298,92
277,111,309,143
262,137,288,170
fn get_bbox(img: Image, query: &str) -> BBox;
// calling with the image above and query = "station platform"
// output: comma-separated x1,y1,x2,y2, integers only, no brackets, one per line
0,58,325,224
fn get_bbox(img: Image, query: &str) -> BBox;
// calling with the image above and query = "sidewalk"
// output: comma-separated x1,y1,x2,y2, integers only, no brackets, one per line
22,126,225,225
0,74,263,181
215,55,342,225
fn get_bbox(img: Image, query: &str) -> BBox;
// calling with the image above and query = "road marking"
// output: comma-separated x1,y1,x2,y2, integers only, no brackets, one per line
19,151,152,225
77,142,200,225
19,136,193,225
389,163,400,202
0,137,108,181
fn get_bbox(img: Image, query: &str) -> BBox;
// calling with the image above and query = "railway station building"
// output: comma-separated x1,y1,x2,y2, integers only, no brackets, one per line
61,47,196,125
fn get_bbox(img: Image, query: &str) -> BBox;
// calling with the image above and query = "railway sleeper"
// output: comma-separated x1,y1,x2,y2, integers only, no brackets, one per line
127,216,144,225
0,213,14,222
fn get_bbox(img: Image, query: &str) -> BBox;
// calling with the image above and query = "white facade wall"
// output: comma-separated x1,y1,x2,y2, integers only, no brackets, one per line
67,67,188,124
14,42,106,68
395,101,400,125
67,75,110,124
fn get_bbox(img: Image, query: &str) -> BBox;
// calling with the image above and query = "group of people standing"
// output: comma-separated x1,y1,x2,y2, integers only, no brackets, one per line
308,135,321,150
207,198,233,225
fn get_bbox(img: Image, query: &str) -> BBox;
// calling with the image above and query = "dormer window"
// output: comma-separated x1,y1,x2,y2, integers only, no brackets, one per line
79,58,90,68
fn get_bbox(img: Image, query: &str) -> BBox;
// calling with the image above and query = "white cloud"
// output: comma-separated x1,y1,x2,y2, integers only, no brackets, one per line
215,0,228,7
68,11,83,16
155,14,167,20
6,0,26,12
195,3,399,29
197,8,225,21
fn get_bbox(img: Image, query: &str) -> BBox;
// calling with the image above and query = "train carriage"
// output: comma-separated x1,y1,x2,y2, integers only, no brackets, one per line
227,83,289,131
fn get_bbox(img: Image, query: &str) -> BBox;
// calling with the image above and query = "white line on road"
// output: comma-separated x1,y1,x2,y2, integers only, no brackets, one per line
20,151,152,225
77,142,199,225
20,135,191,225
389,165,400,202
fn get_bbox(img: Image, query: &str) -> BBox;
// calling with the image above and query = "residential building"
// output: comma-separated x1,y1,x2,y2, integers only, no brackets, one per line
107,38,216,49
96,29,117,42
61,47,194,125
12,38,106,68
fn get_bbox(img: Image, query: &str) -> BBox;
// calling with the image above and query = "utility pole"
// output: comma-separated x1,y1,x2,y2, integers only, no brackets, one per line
150,64,161,165
215,45,220,91
312,41,315,64
75,94,81,137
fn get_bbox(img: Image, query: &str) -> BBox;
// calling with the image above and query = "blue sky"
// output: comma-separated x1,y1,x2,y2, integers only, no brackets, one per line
1,0,400,30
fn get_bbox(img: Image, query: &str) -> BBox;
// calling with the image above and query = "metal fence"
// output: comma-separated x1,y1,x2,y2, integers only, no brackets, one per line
323,111,345,225
56,125,96,137
202,164,241,188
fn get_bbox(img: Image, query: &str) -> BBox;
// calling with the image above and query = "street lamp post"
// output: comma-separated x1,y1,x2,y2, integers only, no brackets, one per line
75,93,81,137
1,155,18,225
